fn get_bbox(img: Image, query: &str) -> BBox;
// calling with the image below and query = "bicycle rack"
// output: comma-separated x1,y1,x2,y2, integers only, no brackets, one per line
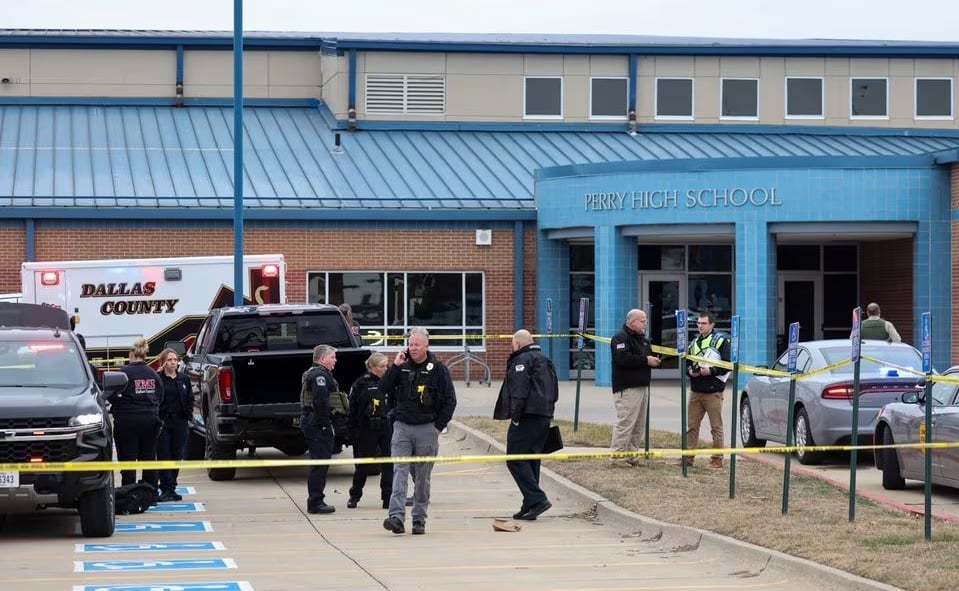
446,344,491,387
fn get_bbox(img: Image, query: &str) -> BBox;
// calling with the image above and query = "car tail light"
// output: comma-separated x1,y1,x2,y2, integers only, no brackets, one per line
822,385,854,400
40,271,60,286
261,264,279,278
217,367,234,403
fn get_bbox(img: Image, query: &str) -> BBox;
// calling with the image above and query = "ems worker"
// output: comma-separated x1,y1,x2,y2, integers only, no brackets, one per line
682,312,731,470
347,352,393,509
380,327,456,536
301,344,338,514
112,337,163,487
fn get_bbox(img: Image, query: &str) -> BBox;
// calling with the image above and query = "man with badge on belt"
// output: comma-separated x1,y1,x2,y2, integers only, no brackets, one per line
300,344,338,514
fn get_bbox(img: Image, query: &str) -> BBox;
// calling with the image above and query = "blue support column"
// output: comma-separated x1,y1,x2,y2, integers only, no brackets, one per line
24,219,35,262
513,220,525,330
593,226,637,387
915,219,951,371
536,231,569,378
735,222,775,384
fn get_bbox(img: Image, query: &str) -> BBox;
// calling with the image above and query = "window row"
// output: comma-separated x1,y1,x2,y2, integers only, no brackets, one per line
525,76,954,120
307,271,485,349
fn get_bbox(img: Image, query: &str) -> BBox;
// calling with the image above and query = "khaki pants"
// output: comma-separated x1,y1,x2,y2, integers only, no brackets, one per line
685,391,724,461
610,386,649,454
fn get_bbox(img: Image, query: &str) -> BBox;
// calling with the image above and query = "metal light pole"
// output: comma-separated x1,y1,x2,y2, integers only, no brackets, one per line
232,0,245,306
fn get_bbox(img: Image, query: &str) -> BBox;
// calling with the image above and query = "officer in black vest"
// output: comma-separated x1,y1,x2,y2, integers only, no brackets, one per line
300,344,338,514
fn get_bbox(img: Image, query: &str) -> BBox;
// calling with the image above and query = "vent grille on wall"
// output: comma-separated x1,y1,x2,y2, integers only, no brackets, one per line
475,229,492,246
366,74,446,115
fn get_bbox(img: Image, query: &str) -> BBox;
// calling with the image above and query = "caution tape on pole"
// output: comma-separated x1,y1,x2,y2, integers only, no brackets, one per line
4,440,957,473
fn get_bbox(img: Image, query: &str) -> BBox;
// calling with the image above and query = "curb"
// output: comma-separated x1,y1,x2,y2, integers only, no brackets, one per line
449,420,905,591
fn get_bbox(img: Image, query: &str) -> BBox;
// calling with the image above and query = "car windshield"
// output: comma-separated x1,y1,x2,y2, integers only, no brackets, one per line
821,346,922,376
0,340,86,388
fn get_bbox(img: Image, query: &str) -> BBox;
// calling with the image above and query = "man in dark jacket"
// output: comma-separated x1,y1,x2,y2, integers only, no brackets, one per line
494,329,558,521
380,327,456,536
609,309,661,467
300,344,338,514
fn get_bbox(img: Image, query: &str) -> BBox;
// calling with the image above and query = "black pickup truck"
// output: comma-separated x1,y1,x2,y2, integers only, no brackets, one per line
180,304,370,481
0,303,128,537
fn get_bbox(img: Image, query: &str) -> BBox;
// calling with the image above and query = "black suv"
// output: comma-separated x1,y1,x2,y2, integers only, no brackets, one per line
0,303,127,537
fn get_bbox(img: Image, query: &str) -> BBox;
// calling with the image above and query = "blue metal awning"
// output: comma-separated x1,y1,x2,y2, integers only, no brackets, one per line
1,105,957,211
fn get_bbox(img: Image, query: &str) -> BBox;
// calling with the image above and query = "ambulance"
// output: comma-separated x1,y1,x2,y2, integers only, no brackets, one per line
21,254,285,366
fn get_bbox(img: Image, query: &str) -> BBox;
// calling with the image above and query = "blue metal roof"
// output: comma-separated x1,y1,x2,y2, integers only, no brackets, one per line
1,105,958,211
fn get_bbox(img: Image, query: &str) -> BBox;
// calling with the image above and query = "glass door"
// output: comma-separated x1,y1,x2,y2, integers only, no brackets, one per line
641,273,686,374
778,272,822,351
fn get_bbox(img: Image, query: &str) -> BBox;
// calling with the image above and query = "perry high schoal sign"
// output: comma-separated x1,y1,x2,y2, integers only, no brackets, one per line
584,187,782,210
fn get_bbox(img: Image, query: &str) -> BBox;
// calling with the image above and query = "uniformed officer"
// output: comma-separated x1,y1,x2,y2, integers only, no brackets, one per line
300,344,338,514
380,327,456,535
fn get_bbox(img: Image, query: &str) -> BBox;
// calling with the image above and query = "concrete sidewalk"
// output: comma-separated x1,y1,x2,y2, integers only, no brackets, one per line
453,378,959,522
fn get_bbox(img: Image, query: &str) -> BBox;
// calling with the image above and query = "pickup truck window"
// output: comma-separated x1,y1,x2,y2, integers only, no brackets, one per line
213,314,354,353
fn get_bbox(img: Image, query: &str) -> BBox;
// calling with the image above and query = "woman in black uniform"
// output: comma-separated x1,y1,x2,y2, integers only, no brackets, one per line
346,352,393,509
112,337,163,488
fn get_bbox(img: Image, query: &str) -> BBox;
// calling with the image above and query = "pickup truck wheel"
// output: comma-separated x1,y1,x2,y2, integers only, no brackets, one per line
78,473,115,538
206,431,237,481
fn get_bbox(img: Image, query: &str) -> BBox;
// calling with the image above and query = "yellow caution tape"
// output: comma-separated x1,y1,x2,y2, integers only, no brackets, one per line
4,440,958,473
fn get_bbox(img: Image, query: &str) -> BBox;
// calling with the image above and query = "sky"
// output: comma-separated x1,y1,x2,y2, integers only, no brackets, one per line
5,0,959,42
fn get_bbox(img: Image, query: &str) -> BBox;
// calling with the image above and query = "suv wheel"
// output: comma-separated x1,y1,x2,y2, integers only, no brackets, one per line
206,429,237,481
78,472,115,538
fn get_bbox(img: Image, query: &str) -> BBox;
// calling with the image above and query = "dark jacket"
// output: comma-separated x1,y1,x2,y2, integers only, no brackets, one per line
686,330,731,394
112,361,162,418
301,363,338,427
380,352,456,431
494,344,558,422
610,324,655,392
158,371,192,422
349,372,390,432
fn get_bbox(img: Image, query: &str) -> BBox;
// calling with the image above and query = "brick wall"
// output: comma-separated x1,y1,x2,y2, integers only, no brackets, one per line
0,226,25,293
859,238,914,344
21,223,528,379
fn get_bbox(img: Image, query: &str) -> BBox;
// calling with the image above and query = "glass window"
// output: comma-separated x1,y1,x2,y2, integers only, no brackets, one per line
688,245,732,272
776,245,820,271
569,274,595,327
656,78,694,118
638,245,685,271
305,271,485,349
823,345,921,375
823,245,857,272
569,244,595,272
823,274,857,334
590,77,627,118
721,79,758,118
525,77,563,118
786,77,823,117
688,275,732,324
916,78,953,118
0,342,86,388
930,381,957,406
851,78,888,118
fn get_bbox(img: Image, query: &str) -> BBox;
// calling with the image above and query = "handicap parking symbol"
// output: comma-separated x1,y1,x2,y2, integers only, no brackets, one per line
147,502,205,513
74,558,237,572
115,521,213,533
72,582,254,591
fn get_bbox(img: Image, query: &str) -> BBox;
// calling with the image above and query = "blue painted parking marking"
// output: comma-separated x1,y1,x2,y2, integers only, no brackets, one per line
72,582,253,591
115,521,213,533
75,542,225,553
176,486,197,496
147,502,205,513
74,558,237,572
